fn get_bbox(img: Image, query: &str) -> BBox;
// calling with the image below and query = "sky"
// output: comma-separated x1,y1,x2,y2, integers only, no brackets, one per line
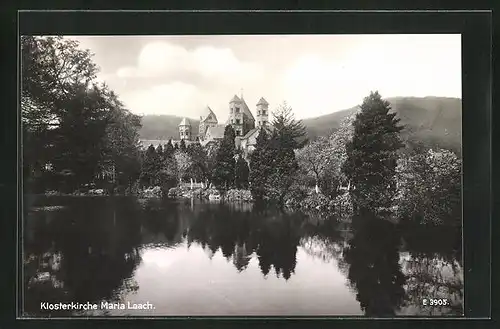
70,34,461,121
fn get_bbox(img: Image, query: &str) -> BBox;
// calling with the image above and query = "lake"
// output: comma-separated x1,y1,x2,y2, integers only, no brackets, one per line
22,196,463,317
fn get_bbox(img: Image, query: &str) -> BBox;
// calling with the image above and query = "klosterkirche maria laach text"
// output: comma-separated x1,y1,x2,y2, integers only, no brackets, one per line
141,95,271,156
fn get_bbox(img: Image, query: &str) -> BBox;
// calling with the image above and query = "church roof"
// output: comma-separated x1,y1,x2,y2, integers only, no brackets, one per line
241,128,259,140
206,125,226,139
240,98,255,121
256,97,269,106
178,117,191,126
200,106,217,123
230,95,241,103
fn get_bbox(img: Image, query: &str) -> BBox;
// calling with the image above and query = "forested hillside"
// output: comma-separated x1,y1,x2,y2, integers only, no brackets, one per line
140,97,462,154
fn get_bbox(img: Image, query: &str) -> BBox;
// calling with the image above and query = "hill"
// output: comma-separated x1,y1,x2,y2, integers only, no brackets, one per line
139,115,200,140
302,97,462,154
139,97,462,154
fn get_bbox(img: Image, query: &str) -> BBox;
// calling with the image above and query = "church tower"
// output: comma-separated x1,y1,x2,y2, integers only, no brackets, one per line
228,94,255,136
179,117,192,140
229,95,243,136
256,97,269,127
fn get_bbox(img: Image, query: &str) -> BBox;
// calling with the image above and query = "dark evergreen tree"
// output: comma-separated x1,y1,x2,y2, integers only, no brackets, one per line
179,139,186,151
249,128,272,201
186,141,208,181
266,135,299,205
156,144,163,157
250,102,305,205
165,139,174,156
271,101,308,149
234,155,250,189
174,143,179,150
342,91,404,211
139,145,157,187
212,125,237,188
157,146,178,190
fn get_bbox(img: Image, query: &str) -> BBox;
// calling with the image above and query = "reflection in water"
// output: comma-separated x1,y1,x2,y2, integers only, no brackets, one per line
23,196,463,317
342,211,406,317
399,225,463,316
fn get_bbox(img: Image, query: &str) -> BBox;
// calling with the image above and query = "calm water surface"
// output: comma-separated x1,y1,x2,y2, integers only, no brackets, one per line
23,196,463,317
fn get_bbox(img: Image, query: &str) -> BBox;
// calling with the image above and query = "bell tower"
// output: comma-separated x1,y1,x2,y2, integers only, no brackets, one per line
256,97,269,127
178,117,192,140
229,94,243,136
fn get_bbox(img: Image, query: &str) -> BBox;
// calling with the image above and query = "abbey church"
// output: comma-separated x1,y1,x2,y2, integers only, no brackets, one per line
178,94,271,154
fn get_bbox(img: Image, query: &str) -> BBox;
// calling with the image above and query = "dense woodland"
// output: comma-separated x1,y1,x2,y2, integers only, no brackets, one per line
23,36,461,227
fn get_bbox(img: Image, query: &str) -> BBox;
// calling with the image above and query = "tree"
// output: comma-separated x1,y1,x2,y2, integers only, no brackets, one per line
343,91,404,211
49,84,112,190
100,102,142,191
187,141,208,181
212,126,237,188
296,137,333,192
179,139,186,151
396,148,461,226
249,128,273,202
205,141,221,184
234,155,250,189
266,136,299,205
21,36,98,118
258,102,305,205
157,147,178,190
139,145,158,187
174,150,193,183
165,139,174,157
271,101,308,149
21,36,141,194
21,36,99,183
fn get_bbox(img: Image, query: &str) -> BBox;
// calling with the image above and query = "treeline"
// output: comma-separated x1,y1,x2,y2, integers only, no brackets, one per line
137,101,307,198
138,139,211,190
294,91,462,226
22,36,142,194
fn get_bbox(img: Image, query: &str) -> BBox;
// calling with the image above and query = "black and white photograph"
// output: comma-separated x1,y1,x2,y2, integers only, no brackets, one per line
21,34,463,317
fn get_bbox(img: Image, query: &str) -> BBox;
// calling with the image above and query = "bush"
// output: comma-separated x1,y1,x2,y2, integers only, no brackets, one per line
224,189,253,202
139,186,162,198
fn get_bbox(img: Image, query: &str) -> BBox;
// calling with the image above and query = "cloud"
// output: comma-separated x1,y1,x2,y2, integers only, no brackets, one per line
116,41,264,85
281,34,461,118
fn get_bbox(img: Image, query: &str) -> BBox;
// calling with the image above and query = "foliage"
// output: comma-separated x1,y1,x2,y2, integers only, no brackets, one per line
396,148,461,226
186,141,208,181
249,128,272,202
343,91,404,211
139,145,157,187
234,155,250,189
205,140,221,180
22,36,142,193
174,150,193,183
179,139,186,151
296,137,334,188
156,145,178,190
265,139,299,205
212,126,236,188
248,102,304,206
271,101,308,149
101,102,142,189
164,139,174,156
